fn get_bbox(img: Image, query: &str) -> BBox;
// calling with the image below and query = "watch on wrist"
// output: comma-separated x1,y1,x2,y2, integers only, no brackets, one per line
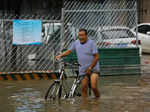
88,67,92,70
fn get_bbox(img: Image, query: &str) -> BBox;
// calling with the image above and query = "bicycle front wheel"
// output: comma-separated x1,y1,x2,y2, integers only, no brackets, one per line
45,82,61,100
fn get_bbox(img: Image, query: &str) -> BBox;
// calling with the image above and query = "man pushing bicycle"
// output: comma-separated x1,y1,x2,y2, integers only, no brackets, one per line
56,29,100,99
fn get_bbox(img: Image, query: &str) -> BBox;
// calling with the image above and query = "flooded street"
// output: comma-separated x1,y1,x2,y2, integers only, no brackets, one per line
1,74,150,112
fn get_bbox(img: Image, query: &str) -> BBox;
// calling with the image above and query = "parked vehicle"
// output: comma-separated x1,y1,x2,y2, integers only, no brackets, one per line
69,26,141,49
97,26,140,48
131,23,150,53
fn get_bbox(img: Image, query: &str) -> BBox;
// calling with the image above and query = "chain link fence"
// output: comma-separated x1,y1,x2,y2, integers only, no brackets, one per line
0,0,141,74
0,13,61,72
63,0,138,49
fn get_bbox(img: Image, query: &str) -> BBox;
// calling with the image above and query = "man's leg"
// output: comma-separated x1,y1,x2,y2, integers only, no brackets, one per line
81,75,89,98
90,73,100,98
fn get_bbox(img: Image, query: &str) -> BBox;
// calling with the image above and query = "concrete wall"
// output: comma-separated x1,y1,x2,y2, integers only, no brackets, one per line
139,0,150,23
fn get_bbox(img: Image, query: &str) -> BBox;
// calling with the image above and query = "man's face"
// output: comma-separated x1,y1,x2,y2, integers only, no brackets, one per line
78,31,88,44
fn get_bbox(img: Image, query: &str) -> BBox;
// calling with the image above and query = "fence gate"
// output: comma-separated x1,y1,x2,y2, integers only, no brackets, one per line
63,0,141,76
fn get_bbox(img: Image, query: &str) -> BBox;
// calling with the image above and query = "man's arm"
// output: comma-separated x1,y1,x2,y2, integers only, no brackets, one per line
56,50,72,60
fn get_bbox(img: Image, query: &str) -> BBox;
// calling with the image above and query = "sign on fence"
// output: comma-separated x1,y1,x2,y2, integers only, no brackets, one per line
13,20,42,45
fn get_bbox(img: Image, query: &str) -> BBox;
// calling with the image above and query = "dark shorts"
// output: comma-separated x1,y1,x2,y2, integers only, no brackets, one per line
79,71,100,81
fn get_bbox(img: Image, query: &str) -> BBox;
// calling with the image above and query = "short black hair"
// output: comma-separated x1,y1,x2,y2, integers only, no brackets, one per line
79,28,88,35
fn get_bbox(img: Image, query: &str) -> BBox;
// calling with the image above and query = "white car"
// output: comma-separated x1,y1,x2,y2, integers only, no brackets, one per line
64,26,141,54
132,23,150,53
97,26,140,48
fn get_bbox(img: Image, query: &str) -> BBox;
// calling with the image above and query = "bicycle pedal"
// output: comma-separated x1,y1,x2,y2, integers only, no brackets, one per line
63,94,69,99
76,93,81,97
77,80,80,84
77,93,81,96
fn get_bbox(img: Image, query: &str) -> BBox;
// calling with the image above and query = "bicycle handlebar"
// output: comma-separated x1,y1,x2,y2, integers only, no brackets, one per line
56,59,80,67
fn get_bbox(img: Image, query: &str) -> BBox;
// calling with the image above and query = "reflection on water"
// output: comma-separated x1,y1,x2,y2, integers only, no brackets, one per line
44,97,100,112
0,75,150,112
9,88,44,112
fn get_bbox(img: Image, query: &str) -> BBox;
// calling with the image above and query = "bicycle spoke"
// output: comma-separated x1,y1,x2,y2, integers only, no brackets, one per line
45,82,55,100
50,84,57,99
45,82,60,100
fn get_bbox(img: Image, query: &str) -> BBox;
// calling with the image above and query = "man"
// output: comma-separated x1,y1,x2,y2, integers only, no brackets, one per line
56,29,100,98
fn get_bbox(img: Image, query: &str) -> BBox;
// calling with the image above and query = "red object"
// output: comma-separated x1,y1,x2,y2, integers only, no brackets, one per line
145,61,149,64
104,42,111,45
131,40,141,45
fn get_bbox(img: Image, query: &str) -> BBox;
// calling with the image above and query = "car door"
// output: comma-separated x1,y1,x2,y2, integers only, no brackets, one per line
136,25,150,52
100,28,136,48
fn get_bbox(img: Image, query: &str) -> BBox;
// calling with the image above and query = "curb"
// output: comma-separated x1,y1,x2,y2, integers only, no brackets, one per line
0,72,59,81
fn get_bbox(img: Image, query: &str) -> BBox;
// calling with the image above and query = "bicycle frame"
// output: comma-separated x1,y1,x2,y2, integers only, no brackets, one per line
45,59,88,100
68,74,81,98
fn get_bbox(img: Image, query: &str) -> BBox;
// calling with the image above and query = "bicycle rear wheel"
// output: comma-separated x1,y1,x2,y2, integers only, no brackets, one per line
68,80,81,98
74,83,81,97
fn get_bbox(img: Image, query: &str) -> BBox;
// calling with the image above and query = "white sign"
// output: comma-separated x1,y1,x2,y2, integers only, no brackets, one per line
13,20,42,45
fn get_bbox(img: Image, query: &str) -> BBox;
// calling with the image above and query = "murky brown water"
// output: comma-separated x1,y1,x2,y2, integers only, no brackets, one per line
1,75,150,112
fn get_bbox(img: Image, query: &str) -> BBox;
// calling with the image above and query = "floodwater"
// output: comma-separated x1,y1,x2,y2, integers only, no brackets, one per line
1,74,150,112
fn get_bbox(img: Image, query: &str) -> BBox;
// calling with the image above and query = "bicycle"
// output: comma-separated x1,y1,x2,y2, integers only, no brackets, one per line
44,59,81,100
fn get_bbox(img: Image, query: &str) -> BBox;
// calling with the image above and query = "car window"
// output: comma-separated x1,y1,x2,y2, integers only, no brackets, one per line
47,24,61,35
138,25,150,34
42,23,61,43
101,29,135,39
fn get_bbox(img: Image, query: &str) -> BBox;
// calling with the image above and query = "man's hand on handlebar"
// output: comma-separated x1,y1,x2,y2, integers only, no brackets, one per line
56,54,62,60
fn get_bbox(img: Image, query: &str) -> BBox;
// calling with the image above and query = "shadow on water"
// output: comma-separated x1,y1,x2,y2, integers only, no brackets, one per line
1,75,150,112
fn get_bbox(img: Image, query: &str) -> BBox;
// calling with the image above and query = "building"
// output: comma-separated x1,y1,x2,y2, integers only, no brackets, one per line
138,0,150,23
